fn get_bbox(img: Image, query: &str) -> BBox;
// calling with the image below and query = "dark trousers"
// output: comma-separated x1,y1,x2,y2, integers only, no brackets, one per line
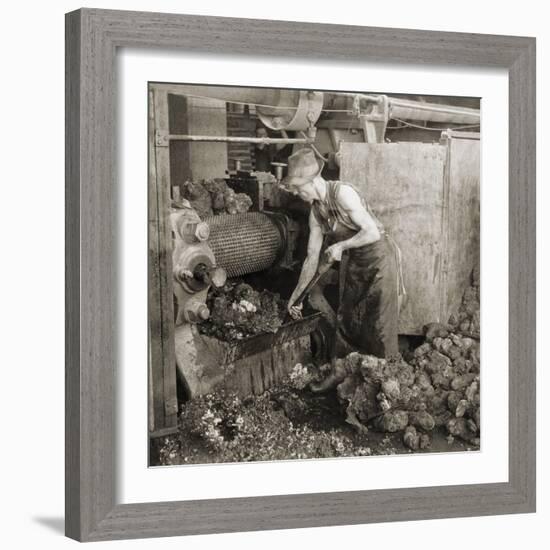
339,235,399,358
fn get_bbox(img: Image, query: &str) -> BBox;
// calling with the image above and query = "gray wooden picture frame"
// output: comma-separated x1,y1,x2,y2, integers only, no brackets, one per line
65,8,536,542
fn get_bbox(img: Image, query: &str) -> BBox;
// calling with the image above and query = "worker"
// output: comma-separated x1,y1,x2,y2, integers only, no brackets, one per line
284,147,405,362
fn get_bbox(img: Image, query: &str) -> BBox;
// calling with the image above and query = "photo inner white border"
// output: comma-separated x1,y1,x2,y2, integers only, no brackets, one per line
117,49,509,504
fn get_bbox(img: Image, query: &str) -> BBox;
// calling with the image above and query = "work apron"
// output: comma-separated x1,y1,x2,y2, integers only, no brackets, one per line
313,181,403,359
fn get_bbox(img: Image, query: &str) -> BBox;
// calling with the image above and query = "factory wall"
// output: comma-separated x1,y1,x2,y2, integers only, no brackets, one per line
168,94,228,188
340,139,480,334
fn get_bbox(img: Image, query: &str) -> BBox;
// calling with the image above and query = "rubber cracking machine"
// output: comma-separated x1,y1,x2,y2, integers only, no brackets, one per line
170,201,324,398
171,206,294,328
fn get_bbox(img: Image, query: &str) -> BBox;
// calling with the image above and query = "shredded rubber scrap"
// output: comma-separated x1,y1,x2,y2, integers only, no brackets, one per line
180,178,253,218
326,333,480,449
326,274,481,448
198,281,287,341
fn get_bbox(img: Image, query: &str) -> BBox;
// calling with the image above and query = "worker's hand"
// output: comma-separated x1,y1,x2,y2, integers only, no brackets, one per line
325,243,344,263
288,302,303,320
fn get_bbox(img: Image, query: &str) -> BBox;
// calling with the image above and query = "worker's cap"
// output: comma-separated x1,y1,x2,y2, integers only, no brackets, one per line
281,147,324,189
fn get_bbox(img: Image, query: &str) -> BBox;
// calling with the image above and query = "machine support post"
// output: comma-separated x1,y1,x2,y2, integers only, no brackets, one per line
149,88,179,437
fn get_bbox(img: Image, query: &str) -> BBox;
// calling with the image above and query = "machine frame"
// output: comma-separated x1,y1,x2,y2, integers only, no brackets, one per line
65,8,536,541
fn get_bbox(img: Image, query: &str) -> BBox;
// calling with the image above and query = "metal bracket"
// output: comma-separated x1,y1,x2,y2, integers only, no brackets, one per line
155,129,169,147
358,95,389,143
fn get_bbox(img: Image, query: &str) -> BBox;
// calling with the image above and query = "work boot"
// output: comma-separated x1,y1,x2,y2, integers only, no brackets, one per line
309,363,347,393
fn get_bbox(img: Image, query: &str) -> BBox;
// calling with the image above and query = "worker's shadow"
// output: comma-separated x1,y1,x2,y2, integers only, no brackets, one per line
33,516,65,534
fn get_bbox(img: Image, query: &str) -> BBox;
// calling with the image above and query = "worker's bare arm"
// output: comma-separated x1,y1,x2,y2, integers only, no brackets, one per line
288,211,323,316
325,185,380,262
306,209,324,260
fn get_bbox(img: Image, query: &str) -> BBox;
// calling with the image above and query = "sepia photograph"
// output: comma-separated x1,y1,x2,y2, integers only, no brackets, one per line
148,82,481,466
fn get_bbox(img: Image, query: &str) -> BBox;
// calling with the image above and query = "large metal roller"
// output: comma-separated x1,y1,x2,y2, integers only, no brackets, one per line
204,212,285,278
